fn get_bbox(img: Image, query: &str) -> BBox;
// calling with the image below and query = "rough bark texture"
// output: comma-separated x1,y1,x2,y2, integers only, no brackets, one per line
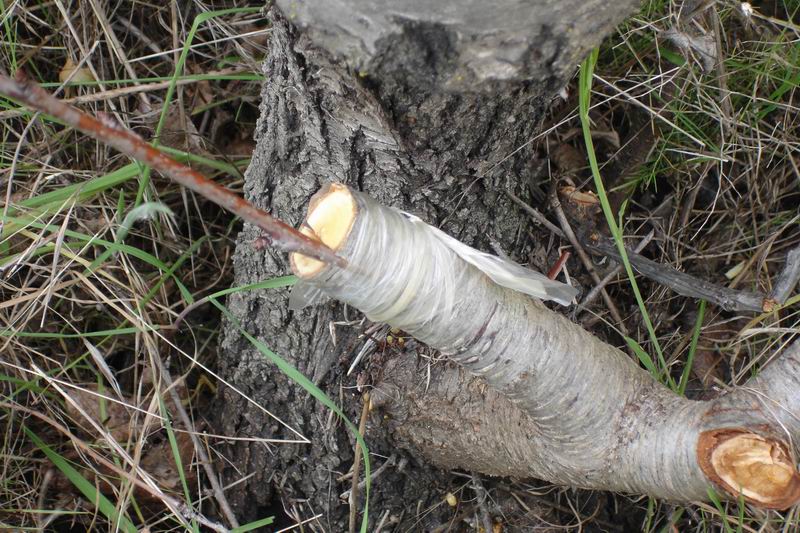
375,344,800,504
216,1,639,528
275,0,633,92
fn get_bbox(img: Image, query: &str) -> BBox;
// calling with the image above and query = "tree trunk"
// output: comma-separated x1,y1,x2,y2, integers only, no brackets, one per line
216,1,640,528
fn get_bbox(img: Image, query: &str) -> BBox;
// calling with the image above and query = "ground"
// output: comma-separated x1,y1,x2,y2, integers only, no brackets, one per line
0,0,799,532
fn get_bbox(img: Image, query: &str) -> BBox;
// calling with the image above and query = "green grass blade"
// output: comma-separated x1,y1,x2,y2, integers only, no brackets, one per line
136,6,262,207
87,202,175,273
658,507,684,533
579,48,675,390
157,145,249,175
202,275,297,300
1,145,243,232
24,427,138,533
624,336,659,378
141,236,207,307
212,298,371,533
157,397,199,533
0,326,159,339
0,0,18,72
678,299,706,395
706,486,734,533
232,515,275,532
2,215,190,288
2,164,139,222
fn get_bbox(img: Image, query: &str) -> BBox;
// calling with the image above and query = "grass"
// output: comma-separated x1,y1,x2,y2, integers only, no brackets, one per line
0,1,374,529
565,0,800,529
1,0,799,531
0,1,289,530
579,47,675,389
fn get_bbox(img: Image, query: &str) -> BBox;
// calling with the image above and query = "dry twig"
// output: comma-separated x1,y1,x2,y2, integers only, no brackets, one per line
0,72,344,267
549,189,628,332
578,229,655,311
583,237,800,312
348,392,371,533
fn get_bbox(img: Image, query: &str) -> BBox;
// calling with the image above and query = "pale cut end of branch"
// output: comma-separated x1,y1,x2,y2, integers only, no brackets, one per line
290,183,357,277
698,429,800,509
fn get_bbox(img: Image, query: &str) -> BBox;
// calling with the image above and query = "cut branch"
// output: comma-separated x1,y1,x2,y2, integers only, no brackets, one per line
291,183,800,509
0,73,344,268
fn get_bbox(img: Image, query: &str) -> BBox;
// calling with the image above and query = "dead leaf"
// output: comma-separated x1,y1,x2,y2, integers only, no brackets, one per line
65,385,136,442
157,104,207,154
559,185,600,208
59,58,94,85
552,144,585,175
140,430,197,491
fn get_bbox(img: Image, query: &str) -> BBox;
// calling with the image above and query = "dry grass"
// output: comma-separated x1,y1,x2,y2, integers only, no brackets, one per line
531,0,800,530
1,0,799,531
1,1,272,530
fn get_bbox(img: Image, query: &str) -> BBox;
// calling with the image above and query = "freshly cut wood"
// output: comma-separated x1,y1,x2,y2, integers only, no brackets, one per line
291,183,800,509
291,185,356,277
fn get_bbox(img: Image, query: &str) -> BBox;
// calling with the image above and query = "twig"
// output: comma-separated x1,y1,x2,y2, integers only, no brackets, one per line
547,250,571,280
505,190,566,239
0,72,345,268
549,191,628,333
275,513,323,533
348,392,371,533
374,510,393,533
153,356,240,528
578,229,654,311
770,245,800,305
169,294,215,332
340,454,398,499
471,472,494,533
584,237,773,312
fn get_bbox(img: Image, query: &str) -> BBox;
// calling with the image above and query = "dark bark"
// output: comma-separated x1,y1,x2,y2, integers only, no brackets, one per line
215,1,638,528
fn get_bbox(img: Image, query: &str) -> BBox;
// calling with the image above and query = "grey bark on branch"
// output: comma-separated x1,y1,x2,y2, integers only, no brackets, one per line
291,183,800,510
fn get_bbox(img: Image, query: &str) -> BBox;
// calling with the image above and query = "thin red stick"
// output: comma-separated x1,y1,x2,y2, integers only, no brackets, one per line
547,250,571,280
0,73,345,267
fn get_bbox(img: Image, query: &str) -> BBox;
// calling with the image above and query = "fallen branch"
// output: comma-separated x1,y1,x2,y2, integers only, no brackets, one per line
290,183,800,509
0,72,344,267
583,236,794,312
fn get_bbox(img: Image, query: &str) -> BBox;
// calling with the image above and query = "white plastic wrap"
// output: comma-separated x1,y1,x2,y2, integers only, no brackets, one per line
290,187,577,328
